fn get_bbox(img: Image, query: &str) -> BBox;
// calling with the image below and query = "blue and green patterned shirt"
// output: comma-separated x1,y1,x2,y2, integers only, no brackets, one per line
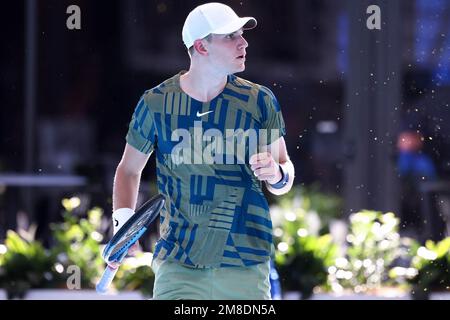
126,71,286,268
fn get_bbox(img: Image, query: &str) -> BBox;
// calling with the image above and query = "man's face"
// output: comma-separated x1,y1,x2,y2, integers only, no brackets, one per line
205,29,249,74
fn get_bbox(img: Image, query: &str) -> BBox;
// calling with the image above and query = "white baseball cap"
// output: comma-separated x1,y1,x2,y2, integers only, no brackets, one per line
182,2,257,49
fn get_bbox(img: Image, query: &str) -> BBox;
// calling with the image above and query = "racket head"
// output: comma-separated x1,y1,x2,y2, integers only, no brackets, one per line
102,194,165,263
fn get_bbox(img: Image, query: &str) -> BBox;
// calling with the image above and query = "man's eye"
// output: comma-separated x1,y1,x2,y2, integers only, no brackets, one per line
226,34,235,39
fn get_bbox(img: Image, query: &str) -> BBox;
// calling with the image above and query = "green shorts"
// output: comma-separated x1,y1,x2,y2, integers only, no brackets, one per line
151,258,271,300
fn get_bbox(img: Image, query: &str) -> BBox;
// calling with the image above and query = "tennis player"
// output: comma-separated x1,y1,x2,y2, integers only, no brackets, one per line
110,2,294,299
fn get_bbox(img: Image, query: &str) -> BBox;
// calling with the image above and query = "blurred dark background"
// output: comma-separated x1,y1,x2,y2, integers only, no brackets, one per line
1,0,450,245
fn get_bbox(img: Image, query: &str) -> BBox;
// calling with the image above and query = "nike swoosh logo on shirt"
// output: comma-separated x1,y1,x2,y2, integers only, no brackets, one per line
196,110,214,117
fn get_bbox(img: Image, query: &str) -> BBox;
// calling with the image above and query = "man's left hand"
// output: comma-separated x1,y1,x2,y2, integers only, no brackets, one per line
249,152,282,184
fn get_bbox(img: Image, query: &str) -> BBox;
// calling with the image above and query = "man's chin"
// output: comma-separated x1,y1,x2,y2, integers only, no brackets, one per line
235,65,246,73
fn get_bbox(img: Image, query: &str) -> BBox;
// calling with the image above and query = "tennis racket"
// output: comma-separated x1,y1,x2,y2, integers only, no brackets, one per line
96,194,165,294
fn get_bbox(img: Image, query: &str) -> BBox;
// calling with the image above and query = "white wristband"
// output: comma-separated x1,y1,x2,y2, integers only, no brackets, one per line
112,208,135,234
265,160,295,195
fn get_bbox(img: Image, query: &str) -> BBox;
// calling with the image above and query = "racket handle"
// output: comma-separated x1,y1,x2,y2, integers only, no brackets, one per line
96,265,119,294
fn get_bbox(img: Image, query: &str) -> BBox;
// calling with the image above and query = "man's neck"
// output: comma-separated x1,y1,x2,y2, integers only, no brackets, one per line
180,66,228,102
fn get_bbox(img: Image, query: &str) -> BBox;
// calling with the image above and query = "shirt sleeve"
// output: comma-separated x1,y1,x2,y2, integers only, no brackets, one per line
125,93,157,154
258,86,287,146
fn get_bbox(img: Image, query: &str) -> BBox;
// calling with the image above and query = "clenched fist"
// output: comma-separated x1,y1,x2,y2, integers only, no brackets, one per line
249,152,282,184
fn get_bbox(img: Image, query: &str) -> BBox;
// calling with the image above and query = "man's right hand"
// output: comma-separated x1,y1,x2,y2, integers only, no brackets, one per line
106,242,140,268
127,242,140,255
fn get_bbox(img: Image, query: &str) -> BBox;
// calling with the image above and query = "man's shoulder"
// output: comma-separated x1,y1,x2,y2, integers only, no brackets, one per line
141,74,180,105
229,75,276,99
229,75,281,115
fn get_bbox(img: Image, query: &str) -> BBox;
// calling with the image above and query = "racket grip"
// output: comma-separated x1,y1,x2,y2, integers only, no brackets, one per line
96,265,119,294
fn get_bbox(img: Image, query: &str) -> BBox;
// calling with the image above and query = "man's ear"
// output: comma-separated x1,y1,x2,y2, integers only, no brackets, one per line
193,39,208,55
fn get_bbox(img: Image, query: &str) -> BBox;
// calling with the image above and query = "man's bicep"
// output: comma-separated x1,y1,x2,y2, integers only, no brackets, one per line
260,137,289,163
119,143,152,175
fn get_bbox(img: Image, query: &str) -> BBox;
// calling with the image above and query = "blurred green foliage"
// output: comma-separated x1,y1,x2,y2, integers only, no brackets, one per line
327,210,413,294
409,237,450,298
270,184,343,234
113,252,154,297
271,186,340,299
0,197,154,299
50,206,104,289
0,230,60,299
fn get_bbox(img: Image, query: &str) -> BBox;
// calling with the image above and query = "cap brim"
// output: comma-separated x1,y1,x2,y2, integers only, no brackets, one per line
212,17,257,35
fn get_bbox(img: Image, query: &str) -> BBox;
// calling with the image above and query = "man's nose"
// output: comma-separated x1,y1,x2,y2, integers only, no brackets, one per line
238,36,248,49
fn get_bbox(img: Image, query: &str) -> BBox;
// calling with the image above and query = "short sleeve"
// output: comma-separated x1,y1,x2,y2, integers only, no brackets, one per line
258,86,287,145
125,94,157,154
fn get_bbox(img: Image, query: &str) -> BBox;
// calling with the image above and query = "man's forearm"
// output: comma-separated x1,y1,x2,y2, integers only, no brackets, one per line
266,159,295,195
112,164,142,212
